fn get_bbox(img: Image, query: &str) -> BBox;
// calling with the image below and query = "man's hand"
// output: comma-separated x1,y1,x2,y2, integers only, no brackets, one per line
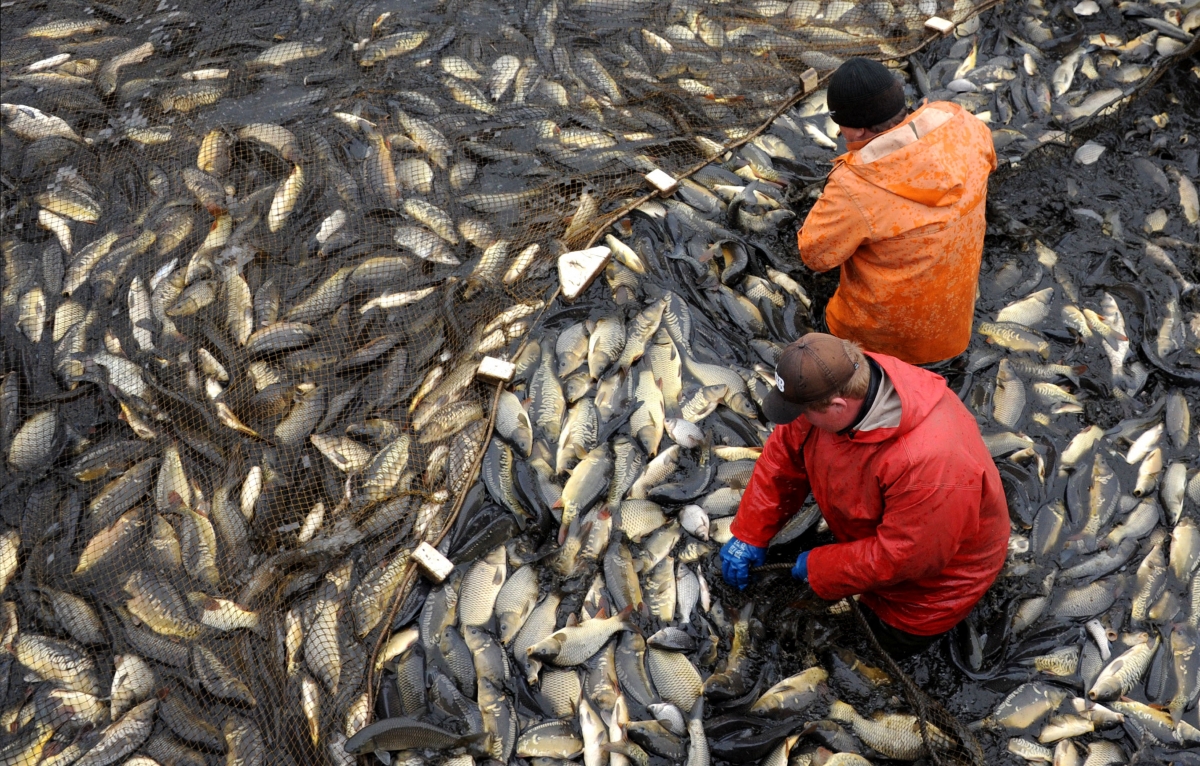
720,537,767,590
791,550,811,581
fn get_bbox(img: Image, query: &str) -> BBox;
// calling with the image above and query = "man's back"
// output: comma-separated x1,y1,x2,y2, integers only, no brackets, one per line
801,353,1009,634
800,101,998,364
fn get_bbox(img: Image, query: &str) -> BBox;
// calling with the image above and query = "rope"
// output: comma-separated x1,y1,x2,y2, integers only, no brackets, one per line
364,382,503,713
751,562,796,573
849,598,985,766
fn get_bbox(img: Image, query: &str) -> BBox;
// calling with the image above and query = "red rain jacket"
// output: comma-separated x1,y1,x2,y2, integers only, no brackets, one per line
729,353,1008,635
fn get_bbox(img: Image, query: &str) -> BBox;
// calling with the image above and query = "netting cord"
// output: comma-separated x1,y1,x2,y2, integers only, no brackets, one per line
750,562,796,572
752,565,984,763
360,0,1010,727
363,386,503,713
505,0,1009,379
572,1,1005,257
848,598,985,766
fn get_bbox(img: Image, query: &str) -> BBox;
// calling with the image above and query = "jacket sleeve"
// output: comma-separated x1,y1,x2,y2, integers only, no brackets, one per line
797,171,872,274
805,467,980,601
729,421,814,548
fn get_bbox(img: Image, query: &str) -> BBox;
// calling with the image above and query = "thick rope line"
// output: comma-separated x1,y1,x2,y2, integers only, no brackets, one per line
849,598,985,766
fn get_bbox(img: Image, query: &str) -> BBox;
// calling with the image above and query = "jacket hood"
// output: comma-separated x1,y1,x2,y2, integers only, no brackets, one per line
840,102,969,208
848,352,948,443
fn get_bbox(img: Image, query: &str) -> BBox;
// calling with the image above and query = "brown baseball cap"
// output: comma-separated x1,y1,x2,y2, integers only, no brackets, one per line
762,333,860,424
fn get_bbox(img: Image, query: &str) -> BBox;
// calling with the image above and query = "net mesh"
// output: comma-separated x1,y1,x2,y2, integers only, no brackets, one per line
1,0,1192,764
849,598,984,766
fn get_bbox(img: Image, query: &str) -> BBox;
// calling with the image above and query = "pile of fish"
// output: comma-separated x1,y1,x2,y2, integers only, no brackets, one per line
356,131,978,764
952,75,1200,764
0,0,1002,764
911,0,1199,163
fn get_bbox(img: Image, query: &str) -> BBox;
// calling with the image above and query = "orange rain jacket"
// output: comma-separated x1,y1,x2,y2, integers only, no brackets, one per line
798,101,998,365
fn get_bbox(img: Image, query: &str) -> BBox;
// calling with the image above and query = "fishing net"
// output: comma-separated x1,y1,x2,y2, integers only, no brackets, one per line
848,598,985,766
7,0,1188,763
744,562,985,766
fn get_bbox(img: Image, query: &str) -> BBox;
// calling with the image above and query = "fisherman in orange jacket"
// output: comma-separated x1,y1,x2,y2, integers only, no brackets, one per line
799,58,998,365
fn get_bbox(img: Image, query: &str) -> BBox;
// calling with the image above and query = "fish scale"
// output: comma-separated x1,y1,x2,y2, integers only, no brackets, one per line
1089,637,1158,700
458,546,507,628
305,593,343,694
646,647,703,711
482,438,531,525
531,344,567,441
646,329,683,418
557,398,598,473
616,299,667,371
494,564,538,644
829,699,953,760
603,536,644,614
124,570,201,639
631,369,665,457
589,316,626,380
528,609,634,667
536,668,580,719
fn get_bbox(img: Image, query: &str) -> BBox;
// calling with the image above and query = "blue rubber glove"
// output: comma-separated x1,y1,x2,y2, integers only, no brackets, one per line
720,537,767,590
792,550,810,581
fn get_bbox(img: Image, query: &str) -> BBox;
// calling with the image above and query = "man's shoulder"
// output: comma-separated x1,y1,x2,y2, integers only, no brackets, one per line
922,100,995,149
897,392,989,460
823,161,867,196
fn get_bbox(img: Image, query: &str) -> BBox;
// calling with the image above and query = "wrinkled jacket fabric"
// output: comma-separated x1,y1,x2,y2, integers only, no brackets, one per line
798,101,998,365
729,353,1008,636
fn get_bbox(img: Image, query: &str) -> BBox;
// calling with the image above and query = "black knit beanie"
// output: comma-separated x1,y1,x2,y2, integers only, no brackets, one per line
826,58,906,129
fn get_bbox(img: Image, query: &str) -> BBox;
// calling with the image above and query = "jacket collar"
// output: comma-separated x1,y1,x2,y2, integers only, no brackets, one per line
840,98,933,155
840,357,882,435
838,352,948,443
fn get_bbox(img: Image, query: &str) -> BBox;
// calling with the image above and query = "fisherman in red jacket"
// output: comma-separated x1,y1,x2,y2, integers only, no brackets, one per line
721,333,1008,657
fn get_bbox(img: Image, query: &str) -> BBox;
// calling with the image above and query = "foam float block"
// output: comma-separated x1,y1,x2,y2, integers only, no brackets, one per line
925,16,955,34
558,246,611,301
413,542,454,583
800,67,819,93
476,356,515,383
645,168,678,194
